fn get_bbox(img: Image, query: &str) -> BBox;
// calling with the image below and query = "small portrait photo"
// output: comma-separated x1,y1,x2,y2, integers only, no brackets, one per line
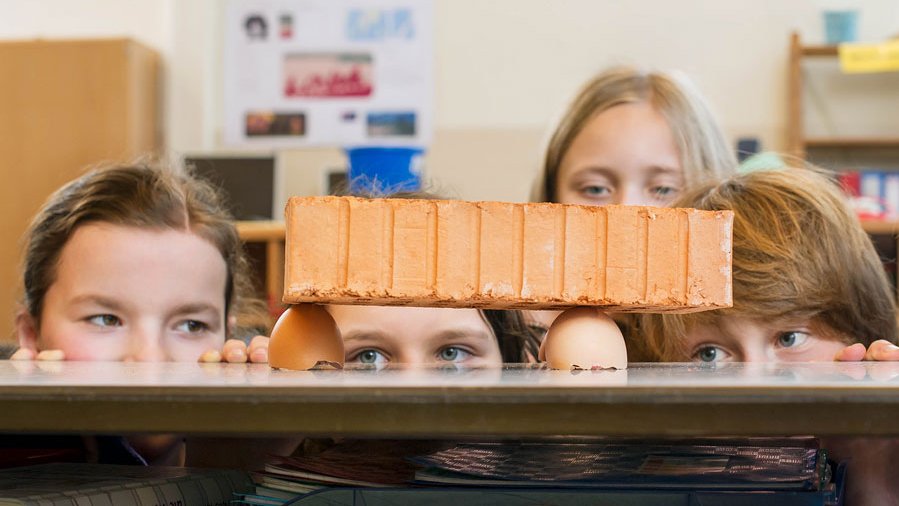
283,53,374,98
245,111,306,137
244,14,268,40
366,112,416,137
279,13,294,39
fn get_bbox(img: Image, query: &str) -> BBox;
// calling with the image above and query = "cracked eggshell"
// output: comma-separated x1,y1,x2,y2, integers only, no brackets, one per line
269,304,344,370
541,307,627,370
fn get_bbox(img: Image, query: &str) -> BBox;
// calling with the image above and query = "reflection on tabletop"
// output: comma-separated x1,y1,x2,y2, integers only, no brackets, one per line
4,361,899,388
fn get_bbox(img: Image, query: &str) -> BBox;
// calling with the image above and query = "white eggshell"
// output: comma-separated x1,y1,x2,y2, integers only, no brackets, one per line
542,307,627,370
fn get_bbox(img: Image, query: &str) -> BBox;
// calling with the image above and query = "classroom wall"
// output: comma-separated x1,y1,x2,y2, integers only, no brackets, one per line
2,0,899,203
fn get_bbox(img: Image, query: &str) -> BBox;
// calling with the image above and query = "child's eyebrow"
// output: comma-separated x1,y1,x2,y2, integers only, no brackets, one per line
342,330,389,343
170,303,222,316
427,329,494,345
69,294,124,310
688,325,740,348
769,317,812,329
712,329,741,346
648,165,681,175
570,167,616,178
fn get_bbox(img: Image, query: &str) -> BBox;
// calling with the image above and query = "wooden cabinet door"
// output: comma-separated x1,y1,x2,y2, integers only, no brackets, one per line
0,38,159,343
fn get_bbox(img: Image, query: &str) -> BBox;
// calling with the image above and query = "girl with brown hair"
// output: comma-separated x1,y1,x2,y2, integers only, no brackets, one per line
13,160,269,363
533,66,736,206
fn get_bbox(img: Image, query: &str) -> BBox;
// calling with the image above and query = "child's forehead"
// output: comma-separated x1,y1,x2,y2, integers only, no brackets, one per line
70,221,216,250
701,313,829,336
60,223,227,278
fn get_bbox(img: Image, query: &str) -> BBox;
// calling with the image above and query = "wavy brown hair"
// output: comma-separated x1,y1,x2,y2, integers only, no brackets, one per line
20,160,265,338
637,167,897,361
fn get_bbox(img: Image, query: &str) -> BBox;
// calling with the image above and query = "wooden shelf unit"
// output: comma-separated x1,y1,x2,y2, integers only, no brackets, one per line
860,220,899,235
236,220,286,313
800,45,839,57
788,32,899,299
804,137,899,149
787,31,899,159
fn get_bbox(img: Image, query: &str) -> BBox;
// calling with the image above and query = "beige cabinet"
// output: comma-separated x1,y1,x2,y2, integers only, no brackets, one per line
0,38,160,342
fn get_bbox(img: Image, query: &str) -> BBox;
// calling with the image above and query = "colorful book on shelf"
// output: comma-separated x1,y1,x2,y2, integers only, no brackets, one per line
840,168,899,220
0,463,253,506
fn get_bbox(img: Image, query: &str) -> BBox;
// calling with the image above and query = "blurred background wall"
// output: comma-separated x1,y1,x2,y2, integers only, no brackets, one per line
2,0,898,202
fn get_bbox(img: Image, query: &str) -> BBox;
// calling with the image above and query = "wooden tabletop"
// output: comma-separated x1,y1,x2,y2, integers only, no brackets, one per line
3,361,899,437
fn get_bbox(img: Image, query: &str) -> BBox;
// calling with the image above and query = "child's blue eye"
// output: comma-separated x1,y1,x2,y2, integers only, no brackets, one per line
355,349,387,364
652,186,678,197
581,185,611,197
439,347,459,361
696,346,719,363
777,331,808,348
438,347,471,362
88,315,121,327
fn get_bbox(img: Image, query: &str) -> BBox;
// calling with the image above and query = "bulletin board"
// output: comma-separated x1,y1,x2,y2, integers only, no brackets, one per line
223,0,433,148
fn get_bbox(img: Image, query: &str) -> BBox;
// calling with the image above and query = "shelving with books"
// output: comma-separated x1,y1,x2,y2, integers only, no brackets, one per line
787,31,899,296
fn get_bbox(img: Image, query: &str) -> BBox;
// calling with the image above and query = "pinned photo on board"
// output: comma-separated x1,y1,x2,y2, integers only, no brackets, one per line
367,112,416,137
245,112,306,137
244,14,268,40
283,53,373,98
279,13,293,39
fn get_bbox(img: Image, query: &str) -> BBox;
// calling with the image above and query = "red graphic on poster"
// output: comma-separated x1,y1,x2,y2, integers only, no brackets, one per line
284,53,373,98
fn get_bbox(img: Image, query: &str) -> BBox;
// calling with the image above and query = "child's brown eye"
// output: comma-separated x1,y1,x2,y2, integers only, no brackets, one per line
176,320,209,334
186,321,206,332
88,315,121,327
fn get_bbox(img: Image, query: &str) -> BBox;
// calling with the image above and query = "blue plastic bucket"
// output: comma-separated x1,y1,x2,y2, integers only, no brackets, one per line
345,147,424,194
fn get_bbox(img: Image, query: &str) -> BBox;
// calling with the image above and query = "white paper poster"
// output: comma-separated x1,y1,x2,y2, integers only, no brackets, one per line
223,0,433,148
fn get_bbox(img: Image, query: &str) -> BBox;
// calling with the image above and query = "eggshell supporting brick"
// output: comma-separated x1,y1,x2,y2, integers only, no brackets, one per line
269,304,344,370
541,307,627,370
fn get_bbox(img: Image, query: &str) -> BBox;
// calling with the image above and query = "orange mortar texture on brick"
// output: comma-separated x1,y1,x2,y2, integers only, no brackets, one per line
283,196,733,313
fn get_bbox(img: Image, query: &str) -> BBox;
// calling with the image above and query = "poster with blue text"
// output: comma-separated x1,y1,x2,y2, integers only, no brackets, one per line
223,0,433,148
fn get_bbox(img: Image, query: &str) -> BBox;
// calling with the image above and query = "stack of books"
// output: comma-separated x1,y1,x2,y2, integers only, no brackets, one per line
0,463,253,505
839,169,899,220
237,440,447,505
235,437,843,506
